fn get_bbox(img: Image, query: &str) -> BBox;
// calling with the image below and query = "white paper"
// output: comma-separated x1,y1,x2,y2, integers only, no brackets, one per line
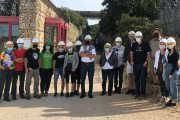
23,38,31,49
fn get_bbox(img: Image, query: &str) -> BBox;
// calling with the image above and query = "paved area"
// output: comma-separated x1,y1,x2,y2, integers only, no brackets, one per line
0,55,180,120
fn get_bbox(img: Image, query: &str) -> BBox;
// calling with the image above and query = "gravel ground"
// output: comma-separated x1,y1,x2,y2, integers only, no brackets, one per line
0,55,180,120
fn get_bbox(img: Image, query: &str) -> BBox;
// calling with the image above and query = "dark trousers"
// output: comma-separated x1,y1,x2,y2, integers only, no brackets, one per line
65,70,76,83
102,69,114,94
133,63,147,95
11,71,25,96
81,62,95,95
114,65,124,90
76,69,81,84
0,69,13,99
40,68,53,92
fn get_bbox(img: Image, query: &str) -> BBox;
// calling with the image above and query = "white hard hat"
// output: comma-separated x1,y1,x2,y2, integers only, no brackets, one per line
135,31,143,37
85,35,92,40
75,40,82,45
32,38,39,43
115,37,122,42
167,37,176,43
58,41,65,46
129,31,135,35
105,43,111,47
66,41,73,47
6,41,14,45
159,38,167,43
17,38,24,43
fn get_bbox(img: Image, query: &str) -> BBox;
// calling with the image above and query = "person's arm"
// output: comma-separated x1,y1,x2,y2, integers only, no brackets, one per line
0,59,5,70
63,53,68,73
80,51,91,57
53,60,56,74
99,54,103,67
113,53,118,68
14,57,24,62
72,52,79,71
130,51,134,66
24,58,28,73
39,58,42,69
87,49,96,58
123,44,128,63
170,52,179,75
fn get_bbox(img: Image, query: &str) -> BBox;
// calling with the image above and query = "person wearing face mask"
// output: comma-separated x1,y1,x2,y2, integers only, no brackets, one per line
154,39,170,103
24,38,41,100
80,35,96,98
112,37,125,94
130,31,151,99
74,40,82,95
11,38,26,100
99,43,118,96
123,31,136,95
39,41,54,97
150,28,163,98
53,41,66,97
63,42,79,98
0,41,15,102
165,37,179,107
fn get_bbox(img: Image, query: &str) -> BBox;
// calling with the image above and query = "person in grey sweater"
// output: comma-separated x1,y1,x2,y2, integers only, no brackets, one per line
99,43,118,96
63,42,79,98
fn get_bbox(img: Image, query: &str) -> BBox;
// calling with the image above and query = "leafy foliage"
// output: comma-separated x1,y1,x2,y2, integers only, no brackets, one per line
116,14,162,46
88,24,100,45
58,7,88,29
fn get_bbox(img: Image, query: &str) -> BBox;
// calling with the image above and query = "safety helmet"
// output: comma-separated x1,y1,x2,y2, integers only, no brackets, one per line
104,43,112,50
32,38,39,43
135,31,143,37
66,41,73,47
75,40,82,45
159,38,167,43
17,38,24,43
85,35,92,40
115,37,122,42
58,41,65,46
129,31,135,35
167,37,176,43
6,41,14,46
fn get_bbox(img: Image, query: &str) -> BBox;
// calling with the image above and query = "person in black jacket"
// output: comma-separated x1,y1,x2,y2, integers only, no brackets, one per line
99,43,118,96
124,31,136,95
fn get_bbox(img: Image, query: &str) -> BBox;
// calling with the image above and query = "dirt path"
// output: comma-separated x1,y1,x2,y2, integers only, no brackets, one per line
0,55,180,120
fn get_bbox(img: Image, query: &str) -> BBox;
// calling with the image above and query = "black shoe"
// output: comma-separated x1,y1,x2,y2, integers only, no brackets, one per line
70,92,74,98
113,89,118,94
66,92,69,98
54,92,57,97
168,99,172,103
20,94,26,99
126,89,132,94
74,90,77,95
61,92,64,97
76,91,79,95
141,94,146,99
132,89,136,95
44,91,48,97
12,95,17,100
118,89,121,94
108,93,111,96
4,98,11,102
80,94,86,98
26,95,31,100
33,94,41,99
101,92,105,96
88,94,93,98
166,102,176,107
135,94,141,99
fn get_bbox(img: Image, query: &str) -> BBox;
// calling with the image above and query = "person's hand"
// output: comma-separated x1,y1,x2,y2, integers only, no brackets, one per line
131,61,134,66
124,63,127,66
143,62,147,67
71,69,75,72
53,70,55,74
0,66,5,70
169,75,173,79
154,69,157,74
63,71,65,75
13,66,16,69
25,68,29,74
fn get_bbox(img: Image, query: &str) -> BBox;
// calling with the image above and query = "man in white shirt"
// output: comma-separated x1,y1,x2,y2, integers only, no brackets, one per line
79,35,96,98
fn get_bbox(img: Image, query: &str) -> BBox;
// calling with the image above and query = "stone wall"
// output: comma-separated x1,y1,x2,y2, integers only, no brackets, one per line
67,22,80,44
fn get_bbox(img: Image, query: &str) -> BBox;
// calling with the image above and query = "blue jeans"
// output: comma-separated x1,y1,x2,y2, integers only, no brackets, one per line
165,64,180,101
54,68,64,79
102,69,114,94
133,63,147,95
81,62,95,95
114,65,124,90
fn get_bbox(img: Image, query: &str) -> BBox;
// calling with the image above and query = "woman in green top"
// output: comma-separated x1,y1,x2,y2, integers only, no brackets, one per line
39,41,54,96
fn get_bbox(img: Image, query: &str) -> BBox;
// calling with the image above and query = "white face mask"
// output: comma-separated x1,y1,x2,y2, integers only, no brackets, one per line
136,38,141,42
168,45,174,49
159,45,165,49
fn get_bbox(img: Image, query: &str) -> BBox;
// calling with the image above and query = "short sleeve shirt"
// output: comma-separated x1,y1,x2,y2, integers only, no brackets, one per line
14,49,26,71
39,52,54,69
53,52,66,68
0,51,14,69
80,46,96,62
65,52,73,71
150,38,160,58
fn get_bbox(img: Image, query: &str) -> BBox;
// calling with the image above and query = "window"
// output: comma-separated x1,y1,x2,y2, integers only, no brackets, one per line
11,25,19,41
45,26,58,44
0,23,9,42
61,27,63,41
64,29,66,43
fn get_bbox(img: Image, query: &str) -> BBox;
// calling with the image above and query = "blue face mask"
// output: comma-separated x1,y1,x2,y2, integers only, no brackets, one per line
46,46,50,50
68,48,72,52
116,43,121,47
7,48,13,52
18,44,23,48
59,48,64,52
105,48,110,52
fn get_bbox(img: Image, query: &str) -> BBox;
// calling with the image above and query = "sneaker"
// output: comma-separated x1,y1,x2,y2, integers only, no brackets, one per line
80,94,86,98
61,92,64,97
74,90,77,95
113,89,118,94
20,94,26,99
41,92,44,97
118,89,121,94
44,91,48,97
88,94,93,98
33,94,41,99
135,94,141,99
101,92,105,96
66,92,70,98
166,102,176,107
164,97,170,103
159,96,165,103
168,99,172,103
70,92,74,98
76,91,79,95
12,95,17,100
26,95,31,100
126,89,132,94
54,92,57,97
141,94,146,99
132,89,136,95
4,98,11,102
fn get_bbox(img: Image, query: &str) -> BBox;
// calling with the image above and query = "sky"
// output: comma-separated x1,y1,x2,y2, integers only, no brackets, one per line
51,0,105,25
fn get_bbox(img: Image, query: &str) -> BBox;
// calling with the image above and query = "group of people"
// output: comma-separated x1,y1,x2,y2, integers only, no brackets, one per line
0,29,179,107
99,29,179,107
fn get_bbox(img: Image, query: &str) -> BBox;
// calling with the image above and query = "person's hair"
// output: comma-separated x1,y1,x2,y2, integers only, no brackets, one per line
42,44,53,54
